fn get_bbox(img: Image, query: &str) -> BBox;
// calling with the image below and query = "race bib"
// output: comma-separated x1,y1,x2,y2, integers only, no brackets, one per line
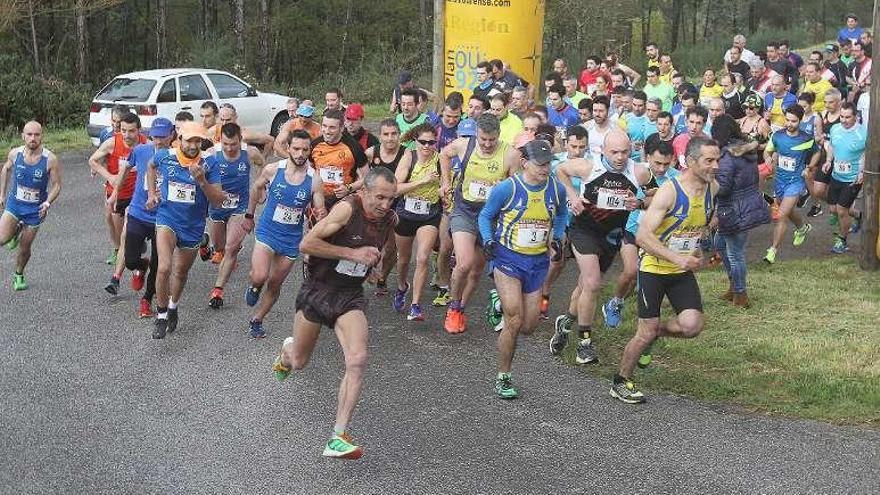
516,221,550,248
778,156,797,172
15,185,40,203
667,233,702,254
404,196,430,214
319,166,344,184
168,181,196,204
834,161,853,174
271,204,303,225
336,259,368,277
596,188,628,210
467,181,492,201
221,193,240,209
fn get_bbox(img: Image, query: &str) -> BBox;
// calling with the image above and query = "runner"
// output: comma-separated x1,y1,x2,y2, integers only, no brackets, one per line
146,122,225,339
98,106,126,144
396,89,429,149
479,140,567,399
271,166,398,460
673,106,709,168
344,103,379,152
391,123,443,321
610,136,719,404
0,122,62,291
111,117,175,318
584,96,616,158
823,102,867,254
602,138,677,330
439,114,517,333
324,88,345,113
89,112,146,269
199,101,219,131
208,103,273,158
205,123,266,308
549,131,646,362
762,104,817,264
273,101,321,156
807,88,843,217
310,108,368,212
244,130,326,337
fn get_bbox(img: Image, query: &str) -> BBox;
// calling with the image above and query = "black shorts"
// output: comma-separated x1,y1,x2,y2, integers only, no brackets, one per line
827,179,861,208
813,165,833,184
637,270,703,319
569,226,620,273
395,214,441,237
622,230,637,246
112,197,131,215
295,280,367,328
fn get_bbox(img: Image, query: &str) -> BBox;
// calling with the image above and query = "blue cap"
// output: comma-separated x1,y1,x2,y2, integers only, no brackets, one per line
149,117,174,138
457,118,476,137
296,104,315,117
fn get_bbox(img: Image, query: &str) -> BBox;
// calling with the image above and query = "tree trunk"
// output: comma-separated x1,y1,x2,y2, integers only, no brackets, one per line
156,0,166,67
75,1,88,83
670,0,683,51
257,0,269,79
233,0,244,64
27,0,41,77
691,0,698,45
338,0,352,75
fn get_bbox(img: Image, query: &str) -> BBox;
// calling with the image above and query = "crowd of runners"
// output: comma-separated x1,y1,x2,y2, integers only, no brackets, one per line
1,14,873,460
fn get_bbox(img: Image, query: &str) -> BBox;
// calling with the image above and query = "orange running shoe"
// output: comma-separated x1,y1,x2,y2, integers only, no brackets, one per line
444,307,465,334
209,287,224,309
131,270,145,292
210,250,224,264
138,298,153,319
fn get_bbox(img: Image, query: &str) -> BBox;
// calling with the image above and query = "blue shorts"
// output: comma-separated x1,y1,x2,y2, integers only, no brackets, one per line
156,224,203,249
491,244,549,294
774,178,806,198
208,206,245,223
255,232,299,260
4,206,41,227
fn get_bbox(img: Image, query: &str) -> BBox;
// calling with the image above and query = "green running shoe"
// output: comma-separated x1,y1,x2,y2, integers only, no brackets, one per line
828,213,838,226
763,247,777,264
494,372,519,399
272,337,294,381
637,353,653,368
792,222,812,246
4,234,19,251
610,379,646,404
432,288,451,307
486,289,502,327
105,250,118,265
322,433,364,459
12,273,27,291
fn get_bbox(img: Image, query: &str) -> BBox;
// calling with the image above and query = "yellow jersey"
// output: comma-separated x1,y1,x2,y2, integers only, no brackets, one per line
640,178,713,275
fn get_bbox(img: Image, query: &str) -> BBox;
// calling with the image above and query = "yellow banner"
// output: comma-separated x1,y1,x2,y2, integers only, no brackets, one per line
444,0,546,100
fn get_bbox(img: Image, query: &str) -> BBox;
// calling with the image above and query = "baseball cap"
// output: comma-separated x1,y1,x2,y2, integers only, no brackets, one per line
345,103,365,120
149,117,174,138
178,122,208,141
743,93,763,109
296,104,315,117
398,71,413,85
521,139,553,165
825,43,840,53
457,118,476,137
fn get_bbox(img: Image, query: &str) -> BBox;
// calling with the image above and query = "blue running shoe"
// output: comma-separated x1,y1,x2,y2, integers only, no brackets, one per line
602,299,622,329
393,283,408,313
249,319,266,338
245,286,261,307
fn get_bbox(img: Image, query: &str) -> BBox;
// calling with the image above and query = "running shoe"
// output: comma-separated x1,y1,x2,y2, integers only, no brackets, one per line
198,233,212,261
12,273,27,291
131,270,145,291
763,247,777,264
153,318,168,339
249,319,266,338
322,432,364,459
831,236,848,254
807,203,823,217
549,315,571,355
407,303,425,321
637,354,653,368
167,307,179,333
602,299,622,329
210,250,224,264
575,338,598,364
245,286,261,307
494,373,519,399
610,379,646,404
104,276,120,295
828,213,839,226
792,222,812,247
432,287,450,306
486,289,502,328
209,287,224,309
796,191,810,208
375,278,388,297
444,307,465,334
3,234,19,251
850,212,862,234
539,294,550,320
392,284,409,313
493,317,504,333
105,250,117,265
138,298,152,319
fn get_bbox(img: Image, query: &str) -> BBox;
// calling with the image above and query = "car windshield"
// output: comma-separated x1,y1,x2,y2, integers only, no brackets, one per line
95,78,157,102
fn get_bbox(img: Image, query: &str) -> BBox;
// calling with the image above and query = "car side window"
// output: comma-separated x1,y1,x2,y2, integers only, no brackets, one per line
179,75,211,101
156,79,177,103
208,73,253,98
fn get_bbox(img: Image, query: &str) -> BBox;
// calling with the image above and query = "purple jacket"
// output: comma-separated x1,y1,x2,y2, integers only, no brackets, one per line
715,141,770,235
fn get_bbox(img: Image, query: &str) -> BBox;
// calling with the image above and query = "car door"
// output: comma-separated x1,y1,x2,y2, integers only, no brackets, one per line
155,78,180,120
206,72,269,133
177,73,214,125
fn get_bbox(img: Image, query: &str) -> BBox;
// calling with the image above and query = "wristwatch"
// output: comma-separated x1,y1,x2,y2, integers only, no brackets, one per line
244,212,254,219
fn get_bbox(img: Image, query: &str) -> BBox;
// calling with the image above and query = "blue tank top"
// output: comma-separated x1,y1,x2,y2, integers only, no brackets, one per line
155,148,221,232
256,160,314,246
127,143,159,224
7,147,50,213
208,146,251,213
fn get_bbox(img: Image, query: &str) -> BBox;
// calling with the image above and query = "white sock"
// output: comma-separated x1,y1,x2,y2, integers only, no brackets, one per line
169,300,178,309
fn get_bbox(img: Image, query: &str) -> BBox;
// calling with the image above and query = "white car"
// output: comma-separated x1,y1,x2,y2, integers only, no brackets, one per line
87,68,291,145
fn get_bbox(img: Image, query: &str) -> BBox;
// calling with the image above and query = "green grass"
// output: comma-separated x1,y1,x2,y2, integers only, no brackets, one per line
0,126,93,154
560,257,880,426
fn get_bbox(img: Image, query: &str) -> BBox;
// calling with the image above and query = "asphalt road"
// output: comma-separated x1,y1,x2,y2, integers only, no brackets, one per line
1,150,877,494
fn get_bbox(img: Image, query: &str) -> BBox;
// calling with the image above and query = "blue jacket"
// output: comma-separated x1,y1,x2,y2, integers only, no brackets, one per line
714,141,770,235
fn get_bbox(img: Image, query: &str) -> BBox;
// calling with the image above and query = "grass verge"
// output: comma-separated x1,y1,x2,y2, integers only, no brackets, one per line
560,257,880,426
0,126,93,155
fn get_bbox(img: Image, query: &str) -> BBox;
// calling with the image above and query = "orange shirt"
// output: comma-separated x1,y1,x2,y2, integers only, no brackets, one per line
106,132,147,198
287,118,321,140
310,134,367,197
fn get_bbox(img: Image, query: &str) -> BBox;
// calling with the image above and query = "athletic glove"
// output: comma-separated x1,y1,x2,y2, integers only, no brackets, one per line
483,240,499,260
550,239,563,262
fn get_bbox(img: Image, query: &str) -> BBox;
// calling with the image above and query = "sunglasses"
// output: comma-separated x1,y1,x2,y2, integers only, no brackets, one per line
416,139,437,146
